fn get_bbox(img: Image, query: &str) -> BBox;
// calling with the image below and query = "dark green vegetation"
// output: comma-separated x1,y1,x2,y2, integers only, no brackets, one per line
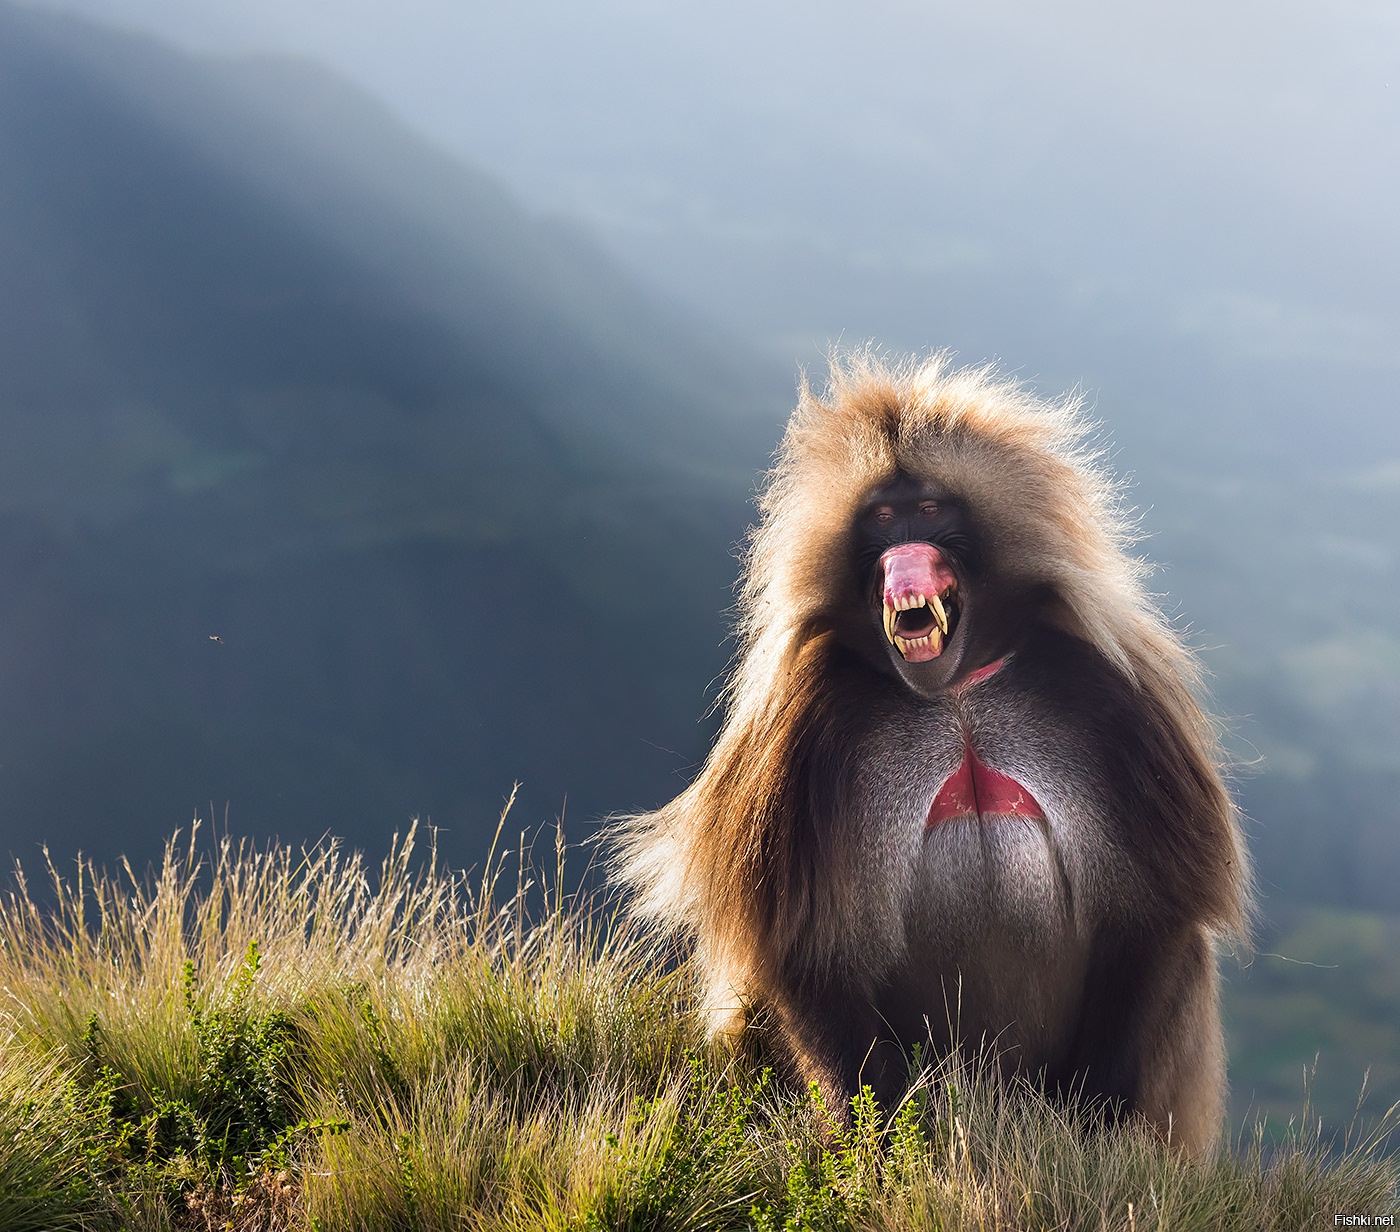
0,0,1397,1159
1,828,1395,1231
1226,908,1400,1134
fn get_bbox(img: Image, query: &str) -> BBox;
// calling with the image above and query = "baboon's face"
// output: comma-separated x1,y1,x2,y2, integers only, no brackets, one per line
854,472,1017,697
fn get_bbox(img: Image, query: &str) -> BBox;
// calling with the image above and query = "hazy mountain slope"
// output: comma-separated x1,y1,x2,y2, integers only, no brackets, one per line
0,3,1394,920
0,3,783,867
275,0,1399,916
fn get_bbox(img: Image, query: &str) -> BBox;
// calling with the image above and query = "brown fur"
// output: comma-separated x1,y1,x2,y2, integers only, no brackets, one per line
614,351,1250,1154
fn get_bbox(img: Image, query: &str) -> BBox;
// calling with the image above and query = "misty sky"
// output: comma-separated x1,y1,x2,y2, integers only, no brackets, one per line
19,0,1397,386
19,3,1388,331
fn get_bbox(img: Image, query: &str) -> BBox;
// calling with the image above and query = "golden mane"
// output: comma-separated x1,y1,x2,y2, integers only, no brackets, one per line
616,350,1249,1038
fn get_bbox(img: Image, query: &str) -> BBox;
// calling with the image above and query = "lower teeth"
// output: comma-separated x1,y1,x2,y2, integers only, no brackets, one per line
896,630,943,659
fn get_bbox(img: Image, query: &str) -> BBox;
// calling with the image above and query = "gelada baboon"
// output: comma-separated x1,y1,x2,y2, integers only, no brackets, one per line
615,352,1250,1154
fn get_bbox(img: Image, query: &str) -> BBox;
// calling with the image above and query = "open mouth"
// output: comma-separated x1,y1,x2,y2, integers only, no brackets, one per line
879,542,961,663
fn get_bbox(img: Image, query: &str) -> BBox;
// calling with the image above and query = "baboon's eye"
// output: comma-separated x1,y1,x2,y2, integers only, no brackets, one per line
918,501,940,518
873,506,896,525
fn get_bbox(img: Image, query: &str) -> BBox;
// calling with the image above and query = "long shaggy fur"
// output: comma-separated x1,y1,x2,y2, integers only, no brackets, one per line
614,351,1250,1147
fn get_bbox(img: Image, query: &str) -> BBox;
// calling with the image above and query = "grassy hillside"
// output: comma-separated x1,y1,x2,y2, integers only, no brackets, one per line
1,827,1395,1231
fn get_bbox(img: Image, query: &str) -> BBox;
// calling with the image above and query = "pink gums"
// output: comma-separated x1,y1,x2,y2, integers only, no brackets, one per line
927,740,1045,828
880,542,958,609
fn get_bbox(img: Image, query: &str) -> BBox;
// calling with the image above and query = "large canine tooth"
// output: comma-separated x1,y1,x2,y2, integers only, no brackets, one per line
929,593,949,635
883,604,898,645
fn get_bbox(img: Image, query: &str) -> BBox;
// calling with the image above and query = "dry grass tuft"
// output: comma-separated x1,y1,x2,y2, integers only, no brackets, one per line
0,804,1393,1230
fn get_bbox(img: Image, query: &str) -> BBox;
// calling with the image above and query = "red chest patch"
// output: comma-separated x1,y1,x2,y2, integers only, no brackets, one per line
927,742,1045,827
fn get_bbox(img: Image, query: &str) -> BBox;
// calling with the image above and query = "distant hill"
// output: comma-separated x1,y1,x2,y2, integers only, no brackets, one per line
0,3,786,867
